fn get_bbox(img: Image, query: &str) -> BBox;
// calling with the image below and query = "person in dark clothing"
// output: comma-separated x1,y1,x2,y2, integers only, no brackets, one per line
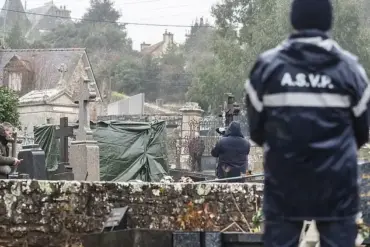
211,121,250,182
188,132,205,172
245,0,369,246
0,122,22,179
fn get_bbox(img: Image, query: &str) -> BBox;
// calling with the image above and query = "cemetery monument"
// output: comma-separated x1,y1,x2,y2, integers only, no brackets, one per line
70,78,100,181
51,117,74,180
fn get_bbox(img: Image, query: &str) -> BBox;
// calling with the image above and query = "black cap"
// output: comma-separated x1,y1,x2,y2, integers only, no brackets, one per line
290,0,333,32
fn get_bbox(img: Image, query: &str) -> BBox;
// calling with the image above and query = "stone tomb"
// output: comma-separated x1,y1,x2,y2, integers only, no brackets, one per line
17,144,47,180
69,78,100,181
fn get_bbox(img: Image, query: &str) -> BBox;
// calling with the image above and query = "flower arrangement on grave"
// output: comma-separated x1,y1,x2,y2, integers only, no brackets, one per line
176,201,216,230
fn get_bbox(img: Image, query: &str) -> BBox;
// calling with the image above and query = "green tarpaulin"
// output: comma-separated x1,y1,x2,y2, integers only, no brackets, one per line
34,125,61,172
34,120,168,182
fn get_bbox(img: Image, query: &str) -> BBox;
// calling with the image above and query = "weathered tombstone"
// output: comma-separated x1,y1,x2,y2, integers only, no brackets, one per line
51,117,74,180
70,78,100,181
17,144,47,180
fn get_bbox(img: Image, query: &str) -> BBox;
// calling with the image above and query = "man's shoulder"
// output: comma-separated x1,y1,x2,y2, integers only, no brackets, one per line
330,41,365,74
330,41,359,63
258,45,284,65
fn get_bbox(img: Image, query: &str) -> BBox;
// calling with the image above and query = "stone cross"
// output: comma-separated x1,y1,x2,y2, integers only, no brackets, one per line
55,117,74,165
57,63,68,87
75,78,96,140
70,79,100,181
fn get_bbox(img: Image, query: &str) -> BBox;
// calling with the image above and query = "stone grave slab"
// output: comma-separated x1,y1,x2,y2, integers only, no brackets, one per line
82,229,172,247
222,233,263,247
169,169,216,182
173,232,201,247
203,232,222,247
173,232,222,247
201,156,217,171
17,144,47,180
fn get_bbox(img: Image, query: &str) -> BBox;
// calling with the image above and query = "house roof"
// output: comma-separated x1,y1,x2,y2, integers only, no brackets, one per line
141,41,164,55
27,2,52,26
0,48,102,100
26,2,72,36
0,0,31,30
18,88,66,105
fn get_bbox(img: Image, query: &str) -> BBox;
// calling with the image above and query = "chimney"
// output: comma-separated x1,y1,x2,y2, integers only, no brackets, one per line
156,99,164,107
163,29,168,42
140,42,151,51
200,17,204,26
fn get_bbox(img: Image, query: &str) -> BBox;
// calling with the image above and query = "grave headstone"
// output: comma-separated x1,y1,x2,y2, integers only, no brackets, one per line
51,117,74,180
17,144,47,180
70,78,100,181
102,206,129,232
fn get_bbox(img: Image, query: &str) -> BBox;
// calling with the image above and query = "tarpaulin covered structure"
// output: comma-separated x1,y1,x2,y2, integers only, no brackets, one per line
34,120,169,182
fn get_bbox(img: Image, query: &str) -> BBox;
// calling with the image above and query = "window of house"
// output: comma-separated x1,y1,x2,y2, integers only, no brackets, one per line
8,72,22,91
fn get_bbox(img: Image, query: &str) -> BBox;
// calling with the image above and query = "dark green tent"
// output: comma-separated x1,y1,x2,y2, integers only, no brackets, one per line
34,120,168,182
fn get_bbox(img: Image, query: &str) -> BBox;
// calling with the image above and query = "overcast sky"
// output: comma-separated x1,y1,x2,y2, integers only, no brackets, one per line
2,0,219,50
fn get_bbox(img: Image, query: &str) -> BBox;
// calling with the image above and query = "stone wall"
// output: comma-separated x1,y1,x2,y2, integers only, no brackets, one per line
0,180,262,247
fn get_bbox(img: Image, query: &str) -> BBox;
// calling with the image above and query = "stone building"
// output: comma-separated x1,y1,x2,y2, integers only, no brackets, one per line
0,0,31,34
26,1,72,40
140,30,176,57
0,48,107,136
0,0,72,41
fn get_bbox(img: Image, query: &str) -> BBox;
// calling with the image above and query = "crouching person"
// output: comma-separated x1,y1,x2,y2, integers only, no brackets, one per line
0,122,22,178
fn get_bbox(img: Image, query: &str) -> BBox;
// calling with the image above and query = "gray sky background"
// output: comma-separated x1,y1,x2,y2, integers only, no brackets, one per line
1,0,219,50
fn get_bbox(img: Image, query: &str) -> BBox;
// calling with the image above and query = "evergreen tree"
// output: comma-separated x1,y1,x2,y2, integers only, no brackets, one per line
5,22,28,49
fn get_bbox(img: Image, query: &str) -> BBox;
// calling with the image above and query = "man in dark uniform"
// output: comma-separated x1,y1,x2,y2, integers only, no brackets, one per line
212,121,250,182
245,0,369,246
